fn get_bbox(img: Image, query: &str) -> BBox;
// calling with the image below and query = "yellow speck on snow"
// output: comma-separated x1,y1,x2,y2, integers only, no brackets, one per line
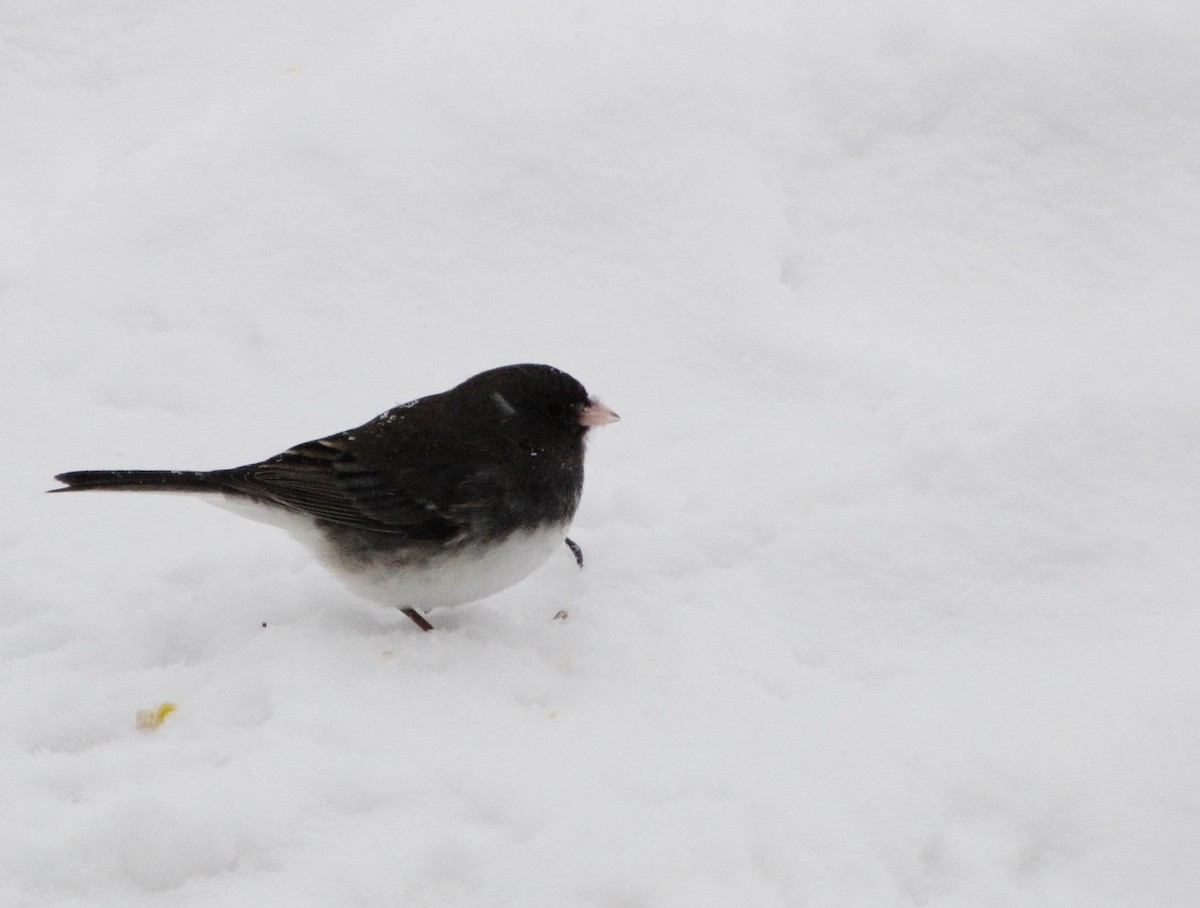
135,702,177,730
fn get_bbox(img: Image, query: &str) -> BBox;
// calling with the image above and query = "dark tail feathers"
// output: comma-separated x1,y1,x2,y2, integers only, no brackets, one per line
50,469,224,494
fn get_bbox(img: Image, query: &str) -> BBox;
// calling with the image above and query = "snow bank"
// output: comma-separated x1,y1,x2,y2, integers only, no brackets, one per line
3,1,1198,904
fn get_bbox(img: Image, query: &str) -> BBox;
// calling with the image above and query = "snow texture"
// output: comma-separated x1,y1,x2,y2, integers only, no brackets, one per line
4,1,1199,905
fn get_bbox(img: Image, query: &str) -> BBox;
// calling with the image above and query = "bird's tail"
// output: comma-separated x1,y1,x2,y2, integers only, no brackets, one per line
50,469,225,495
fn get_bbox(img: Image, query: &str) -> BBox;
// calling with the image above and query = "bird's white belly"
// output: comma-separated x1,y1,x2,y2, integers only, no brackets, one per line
323,522,568,611
206,494,567,611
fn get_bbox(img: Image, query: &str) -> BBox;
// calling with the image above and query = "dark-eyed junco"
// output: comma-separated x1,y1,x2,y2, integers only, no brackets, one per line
52,364,618,630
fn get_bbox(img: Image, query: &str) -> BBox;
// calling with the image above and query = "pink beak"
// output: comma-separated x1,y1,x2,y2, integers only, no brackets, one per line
579,398,620,427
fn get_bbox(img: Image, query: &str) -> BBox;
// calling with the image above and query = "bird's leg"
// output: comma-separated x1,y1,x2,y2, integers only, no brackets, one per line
401,607,434,632
564,537,583,569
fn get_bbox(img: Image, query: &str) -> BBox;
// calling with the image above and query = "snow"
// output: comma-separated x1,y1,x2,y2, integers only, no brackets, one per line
4,1,1200,905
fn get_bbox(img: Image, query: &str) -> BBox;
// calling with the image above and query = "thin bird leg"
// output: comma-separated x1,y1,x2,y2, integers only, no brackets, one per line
564,537,583,569
401,607,434,632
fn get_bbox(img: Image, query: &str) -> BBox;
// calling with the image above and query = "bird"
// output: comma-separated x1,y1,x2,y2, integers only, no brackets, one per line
51,364,618,631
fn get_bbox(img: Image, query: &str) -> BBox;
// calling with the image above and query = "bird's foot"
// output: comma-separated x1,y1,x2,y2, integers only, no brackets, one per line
401,607,434,632
564,537,583,569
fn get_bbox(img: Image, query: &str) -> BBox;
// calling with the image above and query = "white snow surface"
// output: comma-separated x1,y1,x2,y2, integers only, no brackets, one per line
4,2,1200,905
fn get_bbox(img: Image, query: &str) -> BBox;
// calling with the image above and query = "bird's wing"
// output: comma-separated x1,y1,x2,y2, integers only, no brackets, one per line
222,435,474,541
